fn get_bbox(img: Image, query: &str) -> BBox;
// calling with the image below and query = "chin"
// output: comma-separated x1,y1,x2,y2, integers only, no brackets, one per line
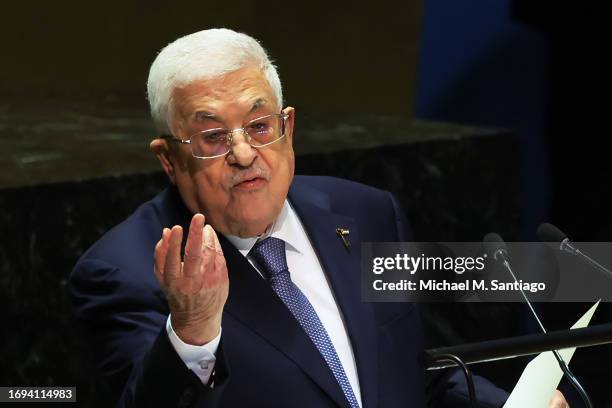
235,223,269,238
232,211,277,238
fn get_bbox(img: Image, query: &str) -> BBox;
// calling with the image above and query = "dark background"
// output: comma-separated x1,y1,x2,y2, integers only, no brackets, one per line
1,1,422,115
2,0,611,406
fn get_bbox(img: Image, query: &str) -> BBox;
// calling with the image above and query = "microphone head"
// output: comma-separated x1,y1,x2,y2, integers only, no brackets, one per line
483,232,506,245
483,232,507,258
536,222,567,243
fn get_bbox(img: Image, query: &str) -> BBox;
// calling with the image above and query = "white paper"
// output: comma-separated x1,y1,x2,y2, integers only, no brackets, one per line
503,301,599,408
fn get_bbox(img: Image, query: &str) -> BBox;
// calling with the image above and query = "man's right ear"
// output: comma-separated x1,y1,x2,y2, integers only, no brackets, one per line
150,138,176,184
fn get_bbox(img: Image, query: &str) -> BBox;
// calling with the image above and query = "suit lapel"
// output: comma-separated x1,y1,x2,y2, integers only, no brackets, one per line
289,183,380,408
220,235,350,408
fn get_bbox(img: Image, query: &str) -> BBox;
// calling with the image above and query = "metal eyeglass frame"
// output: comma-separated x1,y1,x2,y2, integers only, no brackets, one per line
161,112,289,160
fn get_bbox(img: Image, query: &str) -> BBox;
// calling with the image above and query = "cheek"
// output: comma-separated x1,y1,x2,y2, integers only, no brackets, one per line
191,166,231,212
278,150,295,190
287,150,295,178
260,155,294,216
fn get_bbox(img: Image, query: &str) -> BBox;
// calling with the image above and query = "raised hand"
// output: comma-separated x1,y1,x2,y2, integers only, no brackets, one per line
154,213,229,345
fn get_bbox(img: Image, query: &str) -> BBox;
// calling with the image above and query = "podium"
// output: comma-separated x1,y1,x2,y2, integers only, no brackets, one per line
423,322,612,370
422,323,612,407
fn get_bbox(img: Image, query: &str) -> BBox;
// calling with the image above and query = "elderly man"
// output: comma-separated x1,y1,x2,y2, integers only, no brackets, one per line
70,29,568,408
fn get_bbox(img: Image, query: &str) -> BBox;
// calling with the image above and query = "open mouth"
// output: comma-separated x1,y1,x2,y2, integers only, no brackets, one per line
235,177,266,189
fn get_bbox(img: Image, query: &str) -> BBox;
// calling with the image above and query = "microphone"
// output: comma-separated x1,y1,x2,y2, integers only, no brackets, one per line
483,232,508,262
537,222,612,279
536,222,567,242
483,233,547,332
484,232,594,408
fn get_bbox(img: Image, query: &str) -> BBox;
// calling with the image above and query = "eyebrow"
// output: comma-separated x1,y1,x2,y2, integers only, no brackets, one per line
194,98,268,122
250,98,267,111
194,111,217,121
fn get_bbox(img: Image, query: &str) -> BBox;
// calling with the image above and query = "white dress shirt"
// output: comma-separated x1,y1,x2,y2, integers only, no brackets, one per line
167,200,362,406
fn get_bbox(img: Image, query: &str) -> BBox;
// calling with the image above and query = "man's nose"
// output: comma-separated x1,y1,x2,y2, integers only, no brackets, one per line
228,129,256,166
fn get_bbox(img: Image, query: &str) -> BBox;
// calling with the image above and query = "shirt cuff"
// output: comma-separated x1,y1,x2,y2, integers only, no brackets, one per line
166,315,221,385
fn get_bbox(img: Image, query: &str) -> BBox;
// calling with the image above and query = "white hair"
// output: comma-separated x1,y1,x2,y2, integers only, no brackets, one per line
147,28,283,134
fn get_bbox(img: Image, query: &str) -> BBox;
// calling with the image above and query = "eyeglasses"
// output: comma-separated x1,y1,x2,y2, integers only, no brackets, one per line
162,113,289,159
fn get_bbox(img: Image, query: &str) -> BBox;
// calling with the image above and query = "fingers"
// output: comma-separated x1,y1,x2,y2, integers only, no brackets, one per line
155,216,225,287
164,225,184,282
201,224,216,272
183,214,205,277
204,224,216,251
202,223,229,278
212,227,227,276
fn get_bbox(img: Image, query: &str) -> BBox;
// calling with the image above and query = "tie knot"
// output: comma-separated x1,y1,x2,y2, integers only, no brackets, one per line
250,237,289,279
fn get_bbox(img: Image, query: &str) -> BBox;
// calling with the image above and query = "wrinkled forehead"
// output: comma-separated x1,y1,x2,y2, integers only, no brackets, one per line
171,67,280,121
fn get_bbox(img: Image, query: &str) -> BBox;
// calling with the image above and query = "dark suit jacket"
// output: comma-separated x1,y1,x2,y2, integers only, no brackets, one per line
70,175,507,408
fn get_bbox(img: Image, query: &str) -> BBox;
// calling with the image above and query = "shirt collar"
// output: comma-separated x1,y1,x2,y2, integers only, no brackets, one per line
224,200,305,257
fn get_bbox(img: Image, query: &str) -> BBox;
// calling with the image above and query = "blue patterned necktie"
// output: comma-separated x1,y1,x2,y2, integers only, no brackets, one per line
250,237,360,408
